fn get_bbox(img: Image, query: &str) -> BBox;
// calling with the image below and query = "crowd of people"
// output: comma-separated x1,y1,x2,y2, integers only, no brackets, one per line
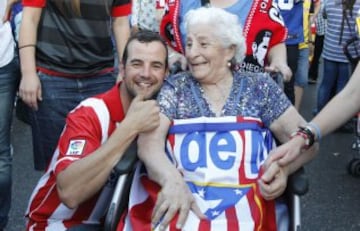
1,0,360,230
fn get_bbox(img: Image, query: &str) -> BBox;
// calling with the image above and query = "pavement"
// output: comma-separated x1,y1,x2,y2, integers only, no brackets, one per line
5,83,360,231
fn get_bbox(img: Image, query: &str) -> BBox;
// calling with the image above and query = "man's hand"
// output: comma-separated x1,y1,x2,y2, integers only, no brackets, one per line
126,93,160,133
152,176,205,230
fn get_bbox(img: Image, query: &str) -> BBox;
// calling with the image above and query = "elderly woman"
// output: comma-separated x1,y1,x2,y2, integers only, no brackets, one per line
160,0,292,81
117,7,317,231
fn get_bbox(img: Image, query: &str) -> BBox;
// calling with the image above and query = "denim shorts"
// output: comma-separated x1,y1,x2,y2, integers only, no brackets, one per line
294,48,310,88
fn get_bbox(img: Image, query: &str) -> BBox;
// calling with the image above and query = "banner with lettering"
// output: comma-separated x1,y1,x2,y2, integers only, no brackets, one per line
118,116,278,231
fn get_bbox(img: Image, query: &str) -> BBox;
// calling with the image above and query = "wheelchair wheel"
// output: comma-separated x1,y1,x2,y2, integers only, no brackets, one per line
347,158,360,177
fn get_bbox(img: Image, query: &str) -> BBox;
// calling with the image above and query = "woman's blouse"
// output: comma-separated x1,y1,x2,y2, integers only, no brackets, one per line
158,71,291,127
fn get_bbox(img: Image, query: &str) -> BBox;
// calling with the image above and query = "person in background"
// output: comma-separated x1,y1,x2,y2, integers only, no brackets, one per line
266,61,360,171
118,7,317,231
308,0,326,84
130,0,165,33
18,0,131,171
25,31,168,231
316,0,360,114
294,0,318,110
0,0,21,230
275,0,304,105
159,0,292,80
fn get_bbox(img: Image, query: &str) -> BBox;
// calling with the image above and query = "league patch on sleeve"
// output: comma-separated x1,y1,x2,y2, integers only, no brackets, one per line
66,140,86,155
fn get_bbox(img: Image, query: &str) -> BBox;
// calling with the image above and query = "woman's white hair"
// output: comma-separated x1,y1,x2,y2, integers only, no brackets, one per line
184,7,246,63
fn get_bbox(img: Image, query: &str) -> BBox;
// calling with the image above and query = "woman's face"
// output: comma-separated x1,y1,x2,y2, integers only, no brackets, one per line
185,24,234,83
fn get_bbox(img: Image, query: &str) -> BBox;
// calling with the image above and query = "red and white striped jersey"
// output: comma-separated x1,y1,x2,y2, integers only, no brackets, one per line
26,84,125,230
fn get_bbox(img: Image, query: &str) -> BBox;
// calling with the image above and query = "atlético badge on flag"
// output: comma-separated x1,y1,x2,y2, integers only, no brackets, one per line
66,140,86,155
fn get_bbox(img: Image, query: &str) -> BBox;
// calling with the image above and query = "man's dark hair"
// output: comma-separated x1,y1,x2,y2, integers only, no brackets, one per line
122,30,169,69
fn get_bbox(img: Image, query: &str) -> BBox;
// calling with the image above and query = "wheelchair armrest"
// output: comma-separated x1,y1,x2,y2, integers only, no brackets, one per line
287,167,309,196
104,140,138,231
114,140,138,175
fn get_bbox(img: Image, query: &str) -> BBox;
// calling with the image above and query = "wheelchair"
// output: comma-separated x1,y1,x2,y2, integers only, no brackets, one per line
347,112,360,177
103,141,309,231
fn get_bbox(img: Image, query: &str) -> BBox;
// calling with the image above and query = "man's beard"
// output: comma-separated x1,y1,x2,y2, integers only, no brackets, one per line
127,85,159,100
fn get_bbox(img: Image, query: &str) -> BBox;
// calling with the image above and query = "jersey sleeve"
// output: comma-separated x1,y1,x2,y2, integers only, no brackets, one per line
22,0,46,7
111,0,132,17
53,105,103,176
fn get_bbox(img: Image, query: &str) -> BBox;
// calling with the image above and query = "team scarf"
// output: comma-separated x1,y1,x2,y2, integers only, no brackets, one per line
117,116,278,231
160,0,287,73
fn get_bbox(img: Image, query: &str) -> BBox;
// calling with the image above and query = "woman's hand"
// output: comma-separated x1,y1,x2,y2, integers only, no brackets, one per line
19,72,42,110
258,161,289,200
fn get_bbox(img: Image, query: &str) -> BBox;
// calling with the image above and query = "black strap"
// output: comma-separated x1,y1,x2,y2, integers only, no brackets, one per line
201,0,210,7
339,0,356,45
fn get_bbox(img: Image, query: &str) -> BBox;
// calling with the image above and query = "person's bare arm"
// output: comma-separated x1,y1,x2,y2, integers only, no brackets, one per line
265,43,292,82
138,113,204,230
270,63,360,166
312,64,360,137
311,0,321,20
18,6,42,110
112,15,130,81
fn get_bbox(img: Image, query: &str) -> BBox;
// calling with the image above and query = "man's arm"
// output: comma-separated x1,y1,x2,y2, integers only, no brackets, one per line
56,94,160,208
311,0,321,20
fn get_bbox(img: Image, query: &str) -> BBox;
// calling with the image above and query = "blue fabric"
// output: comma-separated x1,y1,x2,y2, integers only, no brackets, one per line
157,71,291,128
0,55,20,229
10,2,23,42
169,121,263,134
322,0,360,63
316,58,351,111
294,47,310,88
276,0,304,45
179,0,252,50
30,72,115,170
